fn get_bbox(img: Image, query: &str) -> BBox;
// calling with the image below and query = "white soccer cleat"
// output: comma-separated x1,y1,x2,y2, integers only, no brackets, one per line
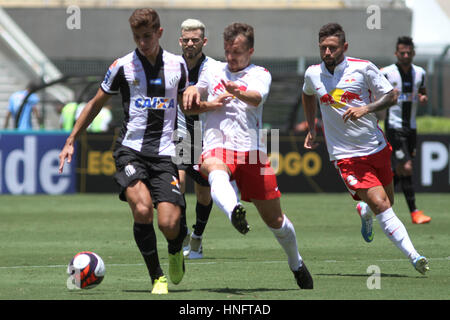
182,230,191,257
356,202,374,243
188,236,203,259
413,256,430,275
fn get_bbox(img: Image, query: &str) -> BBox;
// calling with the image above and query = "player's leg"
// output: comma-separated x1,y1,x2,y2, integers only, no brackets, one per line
186,182,212,259
113,146,167,293
177,169,191,256
401,131,431,224
125,180,166,293
356,184,429,274
252,198,313,289
200,152,248,234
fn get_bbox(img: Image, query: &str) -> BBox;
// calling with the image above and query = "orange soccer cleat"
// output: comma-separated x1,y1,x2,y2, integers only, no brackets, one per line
411,210,431,224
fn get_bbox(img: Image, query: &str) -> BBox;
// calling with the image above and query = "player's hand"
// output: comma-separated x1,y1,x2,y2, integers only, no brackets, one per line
342,106,369,123
220,79,240,96
304,130,319,149
418,93,428,104
58,139,75,174
183,86,201,109
209,92,233,109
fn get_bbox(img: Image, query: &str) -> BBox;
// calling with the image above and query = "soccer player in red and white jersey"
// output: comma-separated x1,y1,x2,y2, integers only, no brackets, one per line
302,23,429,275
183,23,313,289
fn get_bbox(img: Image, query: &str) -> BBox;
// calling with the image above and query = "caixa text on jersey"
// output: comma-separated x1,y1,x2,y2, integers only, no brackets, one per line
134,97,176,109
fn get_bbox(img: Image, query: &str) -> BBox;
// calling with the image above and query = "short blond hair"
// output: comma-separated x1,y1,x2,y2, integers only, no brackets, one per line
181,18,206,37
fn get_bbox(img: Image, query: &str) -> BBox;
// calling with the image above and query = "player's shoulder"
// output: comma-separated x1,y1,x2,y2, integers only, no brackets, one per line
346,56,374,70
305,63,321,77
412,64,426,75
162,50,187,67
380,63,397,74
249,63,271,75
107,50,135,71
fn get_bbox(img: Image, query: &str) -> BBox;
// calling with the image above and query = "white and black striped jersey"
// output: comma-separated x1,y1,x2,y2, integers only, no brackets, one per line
176,54,214,141
381,63,426,130
101,47,188,157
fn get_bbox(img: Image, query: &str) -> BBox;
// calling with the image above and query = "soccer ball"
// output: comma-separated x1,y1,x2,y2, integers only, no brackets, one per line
67,251,105,289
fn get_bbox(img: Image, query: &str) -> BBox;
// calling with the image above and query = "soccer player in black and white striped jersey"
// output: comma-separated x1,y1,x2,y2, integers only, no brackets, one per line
58,8,189,294
175,19,215,260
382,36,431,224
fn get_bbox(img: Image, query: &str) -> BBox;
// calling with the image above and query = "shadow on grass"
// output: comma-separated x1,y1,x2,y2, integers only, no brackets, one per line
315,273,416,278
123,287,298,295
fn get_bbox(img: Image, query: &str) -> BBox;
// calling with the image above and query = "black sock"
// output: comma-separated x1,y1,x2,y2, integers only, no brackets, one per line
180,194,187,231
167,217,187,255
193,200,213,237
400,175,417,213
133,222,163,282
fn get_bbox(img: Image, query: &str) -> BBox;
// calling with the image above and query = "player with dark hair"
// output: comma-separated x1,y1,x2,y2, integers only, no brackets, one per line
381,36,431,224
302,23,429,275
58,8,188,294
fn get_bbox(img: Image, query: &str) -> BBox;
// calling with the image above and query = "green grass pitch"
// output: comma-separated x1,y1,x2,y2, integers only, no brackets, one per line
0,193,448,300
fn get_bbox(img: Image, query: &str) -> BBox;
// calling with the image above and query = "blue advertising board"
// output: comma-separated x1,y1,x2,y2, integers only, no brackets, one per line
0,131,76,194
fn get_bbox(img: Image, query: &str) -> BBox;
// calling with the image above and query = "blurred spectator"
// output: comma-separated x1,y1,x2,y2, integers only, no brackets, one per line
59,101,81,131
59,102,112,132
3,81,41,130
87,105,113,132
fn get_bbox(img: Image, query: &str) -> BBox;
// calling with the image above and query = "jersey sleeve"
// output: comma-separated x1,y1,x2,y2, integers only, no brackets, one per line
302,68,316,96
100,59,122,95
419,68,426,90
365,62,393,97
195,60,211,94
177,60,189,94
247,67,272,103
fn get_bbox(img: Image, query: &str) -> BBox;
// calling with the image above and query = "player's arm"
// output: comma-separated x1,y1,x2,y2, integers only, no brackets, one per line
417,70,427,104
342,90,396,123
302,92,319,150
182,85,232,115
58,88,110,173
220,80,262,107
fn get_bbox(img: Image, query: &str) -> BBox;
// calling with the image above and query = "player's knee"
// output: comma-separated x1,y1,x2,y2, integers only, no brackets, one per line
132,203,154,224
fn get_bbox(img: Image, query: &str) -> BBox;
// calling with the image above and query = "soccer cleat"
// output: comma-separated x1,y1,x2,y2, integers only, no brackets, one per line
356,202,374,243
411,210,431,224
188,235,203,259
168,250,185,285
182,230,191,257
292,263,313,289
231,204,250,235
151,275,168,294
412,256,430,275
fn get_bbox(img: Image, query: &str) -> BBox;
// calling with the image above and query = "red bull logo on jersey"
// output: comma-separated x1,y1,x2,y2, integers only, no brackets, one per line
320,88,362,109
135,97,176,109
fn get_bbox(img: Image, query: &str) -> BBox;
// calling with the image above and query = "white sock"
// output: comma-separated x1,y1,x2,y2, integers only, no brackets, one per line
230,180,240,202
269,215,303,271
376,207,420,262
208,170,238,221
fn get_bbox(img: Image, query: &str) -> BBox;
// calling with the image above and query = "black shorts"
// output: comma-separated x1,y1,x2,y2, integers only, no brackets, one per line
386,128,417,167
113,145,185,208
175,139,209,187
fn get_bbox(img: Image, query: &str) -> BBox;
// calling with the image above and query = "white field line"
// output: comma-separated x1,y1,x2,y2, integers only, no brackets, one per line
0,256,448,270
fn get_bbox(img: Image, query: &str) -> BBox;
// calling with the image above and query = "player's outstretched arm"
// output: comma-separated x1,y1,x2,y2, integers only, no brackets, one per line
58,89,110,173
182,86,232,115
220,79,262,107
